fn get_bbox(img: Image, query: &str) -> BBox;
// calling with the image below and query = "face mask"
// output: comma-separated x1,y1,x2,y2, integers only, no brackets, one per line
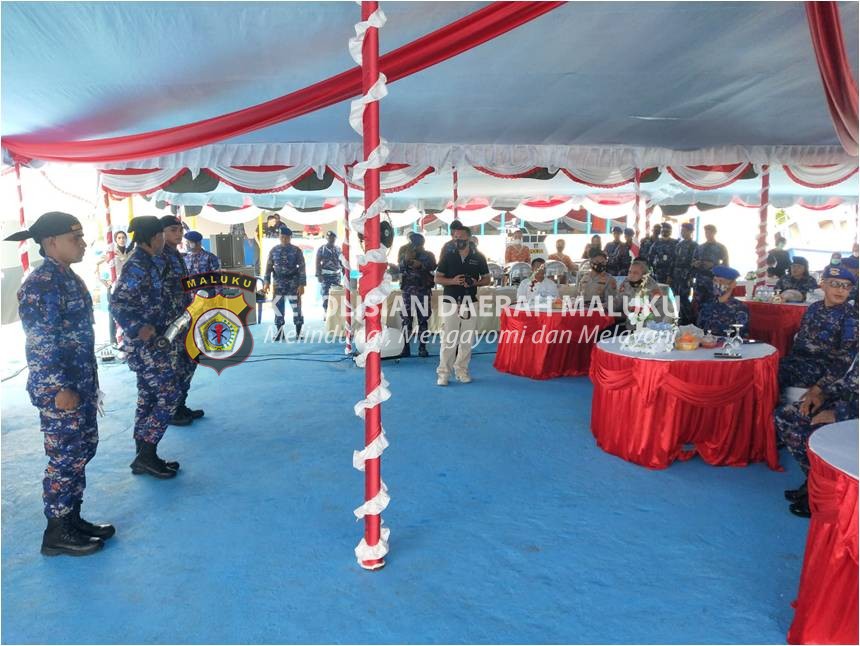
712,281,730,296
629,279,642,287
455,239,469,250
592,263,606,273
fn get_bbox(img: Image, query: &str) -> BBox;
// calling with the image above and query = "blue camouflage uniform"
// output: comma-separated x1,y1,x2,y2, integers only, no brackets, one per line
692,241,729,306
110,248,183,444
775,354,858,473
648,237,678,284
183,248,220,276
265,243,307,331
165,245,200,408
672,238,698,324
398,242,437,337
697,297,750,336
315,243,343,312
775,274,818,298
638,235,659,262
778,300,859,389
604,239,622,274
18,258,99,519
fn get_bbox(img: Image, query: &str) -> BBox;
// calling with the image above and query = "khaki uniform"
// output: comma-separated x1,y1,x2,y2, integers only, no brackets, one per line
575,271,617,305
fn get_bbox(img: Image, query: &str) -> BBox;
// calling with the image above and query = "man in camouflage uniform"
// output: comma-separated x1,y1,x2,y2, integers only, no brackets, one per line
263,225,306,341
672,222,698,324
691,223,729,310
779,265,858,391
315,230,343,315
574,250,618,307
604,226,623,274
647,222,678,285
696,266,749,336
775,257,818,300
775,353,858,517
397,232,437,358
161,216,203,425
111,216,182,479
6,212,115,556
183,230,220,276
638,224,662,262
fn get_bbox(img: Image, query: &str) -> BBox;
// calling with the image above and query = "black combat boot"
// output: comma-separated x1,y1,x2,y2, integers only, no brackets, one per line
135,439,179,471
784,479,808,502
417,342,429,358
72,501,115,540
295,323,303,340
168,407,193,426
130,442,178,479
400,329,412,358
41,515,103,557
274,326,285,342
789,494,812,518
178,404,204,420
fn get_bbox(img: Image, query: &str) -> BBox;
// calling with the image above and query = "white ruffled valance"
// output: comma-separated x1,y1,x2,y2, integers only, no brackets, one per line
782,163,859,188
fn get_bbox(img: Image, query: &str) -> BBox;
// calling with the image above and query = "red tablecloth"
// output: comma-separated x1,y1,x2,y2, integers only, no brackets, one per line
494,309,614,379
589,343,781,469
745,300,808,357
788,449,858,645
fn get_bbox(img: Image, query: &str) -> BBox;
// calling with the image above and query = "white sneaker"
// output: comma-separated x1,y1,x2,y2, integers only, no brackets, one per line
436,374,449,386
456,372,472,384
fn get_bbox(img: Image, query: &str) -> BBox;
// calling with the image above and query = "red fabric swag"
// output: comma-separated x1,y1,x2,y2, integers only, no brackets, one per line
805,1,859,155
3,2,564,164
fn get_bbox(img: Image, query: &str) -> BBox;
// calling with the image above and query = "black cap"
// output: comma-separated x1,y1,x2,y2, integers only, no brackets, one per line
128,216,164,240
159,215,182,228
5,211,82,243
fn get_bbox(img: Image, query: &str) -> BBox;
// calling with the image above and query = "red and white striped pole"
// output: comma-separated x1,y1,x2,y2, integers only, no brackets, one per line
13,163,30,275
342,167,353,355
453,166,460,222
755,164,770,287
354,0,388,571
633,168,641,241
102,187,118,286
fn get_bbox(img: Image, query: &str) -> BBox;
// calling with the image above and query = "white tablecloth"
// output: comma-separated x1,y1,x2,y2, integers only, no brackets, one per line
809,420,859,480
596,338,777,362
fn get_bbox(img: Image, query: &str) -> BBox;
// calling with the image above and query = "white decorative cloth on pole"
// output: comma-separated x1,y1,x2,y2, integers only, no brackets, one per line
353,431,389,471
353,481,390,519
354,525,390,563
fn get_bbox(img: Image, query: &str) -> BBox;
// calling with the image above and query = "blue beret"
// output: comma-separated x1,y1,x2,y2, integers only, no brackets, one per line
660,222,672,230
184,231,203,243
842,255,859,270
712,266,740,280
279,225,293,236
823,265,857,283
624,228,634,236
325,230,337,238
408,232,425,245
611,226,623,233
681,222,694,231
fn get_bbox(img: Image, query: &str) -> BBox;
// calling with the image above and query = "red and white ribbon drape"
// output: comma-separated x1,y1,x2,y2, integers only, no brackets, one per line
783,163,859,188
349,1,391,571
14,163,30,274
634,168,642,240
343,167,353,355
666,163,752,190
755,165,770,287
101,186,118,286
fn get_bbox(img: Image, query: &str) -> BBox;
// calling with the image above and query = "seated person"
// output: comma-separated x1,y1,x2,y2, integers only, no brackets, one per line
505,229,531,263
775,353,858,517
616,259,665,330
517,259,559,301
696,266,749,336
574,250,617,306
779,265,858,390
843,255,859,304
775,256,817,301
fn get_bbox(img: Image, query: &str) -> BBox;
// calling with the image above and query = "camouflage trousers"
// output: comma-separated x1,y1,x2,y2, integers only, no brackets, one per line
400,289,432,337
129,342,183,444
177,347,197,408
273,293,304,330
40,400,99,518
774,401,824,474
319,274,341,313
779,355,827,389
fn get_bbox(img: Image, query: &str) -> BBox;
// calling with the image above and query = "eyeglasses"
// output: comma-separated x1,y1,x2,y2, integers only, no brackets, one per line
826,281,853,290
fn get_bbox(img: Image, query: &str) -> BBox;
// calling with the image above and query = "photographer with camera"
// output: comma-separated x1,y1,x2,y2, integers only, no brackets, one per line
434,223,490,386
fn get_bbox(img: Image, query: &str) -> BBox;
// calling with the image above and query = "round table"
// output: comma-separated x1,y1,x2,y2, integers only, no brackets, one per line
494,308,614,379
742,299,809,358
589,339,781,469
788,420,858,645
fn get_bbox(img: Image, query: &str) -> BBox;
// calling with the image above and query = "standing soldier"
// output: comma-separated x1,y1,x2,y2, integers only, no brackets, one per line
315,230,343,315
673,222,698,324
648,222,678,285
604,226,623,274
6,212,115,556
691,223,729,309
263,225,306,341
397,232,437,358
638,224,662,262
160,216,203,425
110,216,182,479
183,230,220,276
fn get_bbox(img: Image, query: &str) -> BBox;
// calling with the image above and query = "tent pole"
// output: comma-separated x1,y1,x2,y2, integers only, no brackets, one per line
634,168,641,241
358,0,385,571
127,194,134,224
452,166,459,221
343,166,353,355
755,165,770,287
102,186,118,345
13,163,30,276
586,210,592,235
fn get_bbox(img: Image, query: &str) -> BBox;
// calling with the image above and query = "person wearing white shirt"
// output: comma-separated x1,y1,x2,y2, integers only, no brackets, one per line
517,259,559,301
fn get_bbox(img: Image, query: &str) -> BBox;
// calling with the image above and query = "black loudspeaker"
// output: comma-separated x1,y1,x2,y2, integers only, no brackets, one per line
212,234,245,268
